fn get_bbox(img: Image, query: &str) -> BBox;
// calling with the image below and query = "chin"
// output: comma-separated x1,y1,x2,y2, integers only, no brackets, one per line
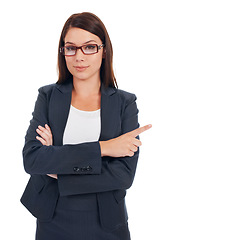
73,72,100,82
72,72,88,81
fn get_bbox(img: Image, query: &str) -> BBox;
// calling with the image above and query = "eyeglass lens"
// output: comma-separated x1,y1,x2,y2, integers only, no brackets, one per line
63,44,98,55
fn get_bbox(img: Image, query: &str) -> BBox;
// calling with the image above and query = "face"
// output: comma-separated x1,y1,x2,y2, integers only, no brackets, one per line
64,27,104,83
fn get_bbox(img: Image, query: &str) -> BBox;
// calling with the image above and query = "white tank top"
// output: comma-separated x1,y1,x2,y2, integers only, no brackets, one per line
63,105,101,145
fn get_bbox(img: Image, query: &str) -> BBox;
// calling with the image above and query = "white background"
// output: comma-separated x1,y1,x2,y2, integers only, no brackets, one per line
0,0,230,239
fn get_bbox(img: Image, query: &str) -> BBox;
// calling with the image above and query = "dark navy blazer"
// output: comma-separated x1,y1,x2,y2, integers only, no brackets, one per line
20,79,140,231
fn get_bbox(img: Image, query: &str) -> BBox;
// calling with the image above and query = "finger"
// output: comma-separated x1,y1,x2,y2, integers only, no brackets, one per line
47,174,58,179
132,138,142,147
45,124,52,134
38,125,51,136
128,151,134,157
127,124,152,137
129,145,138,153
37,125,52,138
36,128,51,142
36,128,47,137
37,125,53,145
36,136,47,145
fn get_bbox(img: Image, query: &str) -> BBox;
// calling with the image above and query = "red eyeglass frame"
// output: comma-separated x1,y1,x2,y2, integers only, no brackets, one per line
60,44,105,56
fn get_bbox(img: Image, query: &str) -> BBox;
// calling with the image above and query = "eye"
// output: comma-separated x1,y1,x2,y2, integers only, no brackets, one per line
65,46,76,51
84,44,97,50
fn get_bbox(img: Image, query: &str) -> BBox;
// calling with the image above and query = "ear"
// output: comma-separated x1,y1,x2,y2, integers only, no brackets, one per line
102,48,106,58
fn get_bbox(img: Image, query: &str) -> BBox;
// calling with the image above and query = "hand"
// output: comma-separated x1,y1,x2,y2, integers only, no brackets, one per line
99,124,152,158
47,174,58,179
36,124,53,146
36,124,57,179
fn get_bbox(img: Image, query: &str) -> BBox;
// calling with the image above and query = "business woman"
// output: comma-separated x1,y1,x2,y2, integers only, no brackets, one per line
21,12,152,240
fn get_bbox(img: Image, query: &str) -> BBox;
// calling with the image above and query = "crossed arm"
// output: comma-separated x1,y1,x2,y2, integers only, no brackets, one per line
23,87,152,195
36,123,152,179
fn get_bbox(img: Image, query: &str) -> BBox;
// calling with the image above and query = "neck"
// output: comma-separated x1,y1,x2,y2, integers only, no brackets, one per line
72,77,101,97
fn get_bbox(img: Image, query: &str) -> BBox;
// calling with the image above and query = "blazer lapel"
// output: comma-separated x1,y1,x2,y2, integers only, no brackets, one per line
48,81,72,146
99,84,120,141
48,80,120,146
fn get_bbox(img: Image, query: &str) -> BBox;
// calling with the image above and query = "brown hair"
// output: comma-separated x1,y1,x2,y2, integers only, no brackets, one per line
57,12,117,88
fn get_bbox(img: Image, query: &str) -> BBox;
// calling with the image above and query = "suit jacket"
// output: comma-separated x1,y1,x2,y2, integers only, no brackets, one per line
20,79,140,231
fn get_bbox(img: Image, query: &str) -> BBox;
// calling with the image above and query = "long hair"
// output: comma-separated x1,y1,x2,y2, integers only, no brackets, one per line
57,12,117,88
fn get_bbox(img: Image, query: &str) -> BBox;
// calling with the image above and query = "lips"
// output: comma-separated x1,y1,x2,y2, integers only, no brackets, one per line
73,66,89,71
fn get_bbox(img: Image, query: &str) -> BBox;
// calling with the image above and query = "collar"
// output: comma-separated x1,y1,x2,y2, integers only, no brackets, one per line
56,79,116,96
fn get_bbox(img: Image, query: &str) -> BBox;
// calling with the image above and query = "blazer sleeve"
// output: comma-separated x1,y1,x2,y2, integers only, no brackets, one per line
22,86,102,175
57,93,140,196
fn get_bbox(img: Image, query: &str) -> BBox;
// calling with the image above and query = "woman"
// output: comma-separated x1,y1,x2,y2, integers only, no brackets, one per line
21,12,152,240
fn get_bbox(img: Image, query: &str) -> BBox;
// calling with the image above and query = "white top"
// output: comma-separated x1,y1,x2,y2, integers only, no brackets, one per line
63,105,101,145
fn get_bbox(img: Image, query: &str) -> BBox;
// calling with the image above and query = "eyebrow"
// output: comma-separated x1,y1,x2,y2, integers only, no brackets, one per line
64,40,97,45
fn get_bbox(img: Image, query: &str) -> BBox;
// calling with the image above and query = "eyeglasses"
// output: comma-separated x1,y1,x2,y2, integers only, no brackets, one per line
60,44,105,56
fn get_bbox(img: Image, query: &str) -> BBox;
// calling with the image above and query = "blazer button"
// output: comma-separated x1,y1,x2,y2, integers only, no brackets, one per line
86,166,92,171
73,167,80,172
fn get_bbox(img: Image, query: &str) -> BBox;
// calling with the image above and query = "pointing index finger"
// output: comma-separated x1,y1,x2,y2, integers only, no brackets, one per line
128,124,152,137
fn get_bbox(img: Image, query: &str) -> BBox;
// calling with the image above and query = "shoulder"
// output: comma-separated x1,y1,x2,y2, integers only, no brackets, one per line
115,88,137,105
37,82,71,98
38,83,57,94
38,80,72,95
32,84,57,104
115,88,139,121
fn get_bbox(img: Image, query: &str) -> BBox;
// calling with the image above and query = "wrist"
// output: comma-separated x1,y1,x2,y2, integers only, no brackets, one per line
99,141,108,157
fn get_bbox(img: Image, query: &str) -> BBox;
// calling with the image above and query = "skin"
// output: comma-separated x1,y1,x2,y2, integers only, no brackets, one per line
36,28,152,179
65,28,104,110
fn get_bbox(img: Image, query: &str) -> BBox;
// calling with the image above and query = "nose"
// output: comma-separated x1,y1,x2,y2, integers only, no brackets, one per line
75,48,85,62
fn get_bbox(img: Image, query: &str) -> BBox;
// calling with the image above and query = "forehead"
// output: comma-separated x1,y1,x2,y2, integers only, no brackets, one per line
64,28,102,45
